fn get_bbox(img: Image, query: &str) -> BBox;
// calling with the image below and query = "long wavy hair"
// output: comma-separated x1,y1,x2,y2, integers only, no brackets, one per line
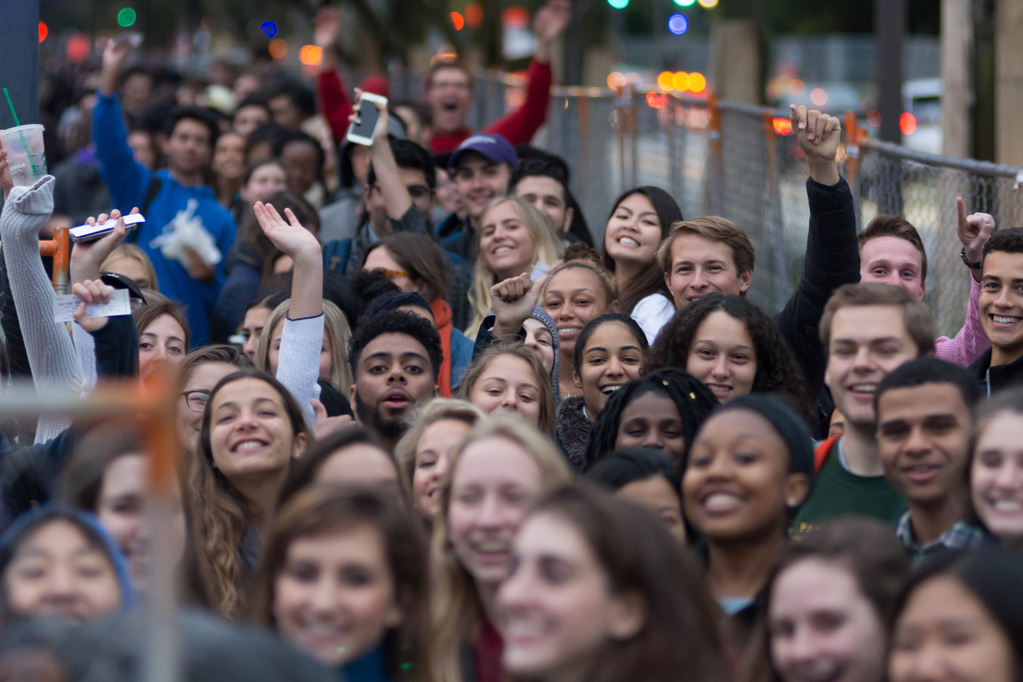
429,417,572,682
467,196,563,337
254,298,353,396
507,484,729,682
251,484,433,681
188,369,310,618
647,294,813,424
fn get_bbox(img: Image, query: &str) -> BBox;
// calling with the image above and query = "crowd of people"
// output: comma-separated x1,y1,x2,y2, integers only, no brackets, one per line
0,4,1022,680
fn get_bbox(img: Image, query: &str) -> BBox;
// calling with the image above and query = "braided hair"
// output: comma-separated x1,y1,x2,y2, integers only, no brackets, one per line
583,368,718,472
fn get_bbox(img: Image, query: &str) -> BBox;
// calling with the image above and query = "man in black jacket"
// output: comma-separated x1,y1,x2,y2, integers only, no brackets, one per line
655,106,859,413
969,227,1023,395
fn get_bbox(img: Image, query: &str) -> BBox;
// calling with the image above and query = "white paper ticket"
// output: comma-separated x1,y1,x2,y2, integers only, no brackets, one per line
53,289,132,323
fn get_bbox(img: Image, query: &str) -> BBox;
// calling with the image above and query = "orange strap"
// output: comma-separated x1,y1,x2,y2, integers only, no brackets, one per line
814,435,841,474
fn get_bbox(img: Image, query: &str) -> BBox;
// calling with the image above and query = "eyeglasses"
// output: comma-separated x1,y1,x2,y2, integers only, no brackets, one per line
181,390,210,412
370,268,410,278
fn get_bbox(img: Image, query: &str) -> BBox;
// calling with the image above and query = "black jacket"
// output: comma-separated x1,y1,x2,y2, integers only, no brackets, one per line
773,176,859,418
969,348,1023,396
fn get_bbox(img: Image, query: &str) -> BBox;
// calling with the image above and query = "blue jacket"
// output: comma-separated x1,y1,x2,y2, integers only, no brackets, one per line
93,94,236,346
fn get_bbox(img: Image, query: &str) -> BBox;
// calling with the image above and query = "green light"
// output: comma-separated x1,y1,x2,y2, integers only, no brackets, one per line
608,0,628,8
117,8,137,27
674,0,697,5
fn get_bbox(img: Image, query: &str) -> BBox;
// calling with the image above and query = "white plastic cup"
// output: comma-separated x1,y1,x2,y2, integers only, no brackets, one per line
0,124,46,187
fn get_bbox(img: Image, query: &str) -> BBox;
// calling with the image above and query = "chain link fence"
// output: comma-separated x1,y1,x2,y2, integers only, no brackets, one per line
386,69,1023,336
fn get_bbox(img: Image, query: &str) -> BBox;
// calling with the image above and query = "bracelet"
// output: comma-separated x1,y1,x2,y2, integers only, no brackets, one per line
961,248,982,270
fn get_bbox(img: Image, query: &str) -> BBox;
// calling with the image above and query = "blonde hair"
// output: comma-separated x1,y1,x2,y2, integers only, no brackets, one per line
457,343,557,436
466,197,563,338
254,299,354,396
393,398,486,507
429,416,571,682
101,243,159,289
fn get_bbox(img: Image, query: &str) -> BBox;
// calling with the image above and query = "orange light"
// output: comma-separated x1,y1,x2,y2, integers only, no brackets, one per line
688,72,707,93
465,3,484,27
607,72,625,89
451,11,465,30
646,92,668,109
299,45,323,66
899,112,917,135
38,22,48,43
672,71,690,91
268,38,288,60
788,78,806,96
67,34,91,62
810,87,828,106
867,110,882,128
772,117,793,135
657,71,674,91
502,6,530,27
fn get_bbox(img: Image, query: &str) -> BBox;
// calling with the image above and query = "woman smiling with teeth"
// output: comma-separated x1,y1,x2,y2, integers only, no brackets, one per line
969,388,1023,551
601,187,683,344
467,196,563,338
430,417,571,682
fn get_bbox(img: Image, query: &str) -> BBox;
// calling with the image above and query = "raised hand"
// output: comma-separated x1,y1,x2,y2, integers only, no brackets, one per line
348,88,390,146
313,7,342,49
534,0,572,44
253,201,321,259
790,105,842,186
69,208,138,284
71,279,115,333
100,35,134,95
491,271,544,339
956,196,995,271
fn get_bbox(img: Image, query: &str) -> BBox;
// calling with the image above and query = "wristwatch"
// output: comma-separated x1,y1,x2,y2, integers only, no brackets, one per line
961,248,982,269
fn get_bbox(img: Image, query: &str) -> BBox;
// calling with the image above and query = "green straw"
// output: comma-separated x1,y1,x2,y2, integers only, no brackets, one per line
2,88,39,177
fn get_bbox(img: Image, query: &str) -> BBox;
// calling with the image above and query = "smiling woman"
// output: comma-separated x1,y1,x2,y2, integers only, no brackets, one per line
430,416,571,682
189,369,310,618
467,196,563,338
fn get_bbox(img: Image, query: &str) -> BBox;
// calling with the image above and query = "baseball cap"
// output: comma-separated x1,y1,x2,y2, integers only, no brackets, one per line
447,133,518,171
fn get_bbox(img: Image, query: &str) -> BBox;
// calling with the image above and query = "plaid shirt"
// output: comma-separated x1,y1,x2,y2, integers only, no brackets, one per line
895,512,985,563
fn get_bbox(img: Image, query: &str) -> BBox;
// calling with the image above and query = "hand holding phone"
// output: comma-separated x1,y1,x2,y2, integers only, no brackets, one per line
70,213,145,243
345,92,388,146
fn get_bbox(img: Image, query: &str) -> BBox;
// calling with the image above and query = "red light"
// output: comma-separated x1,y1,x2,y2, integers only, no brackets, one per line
66,34,91,62
38,22,48,43
451,12,465,30
465,3,484,28
772,118,793,135
899,112,917,136
646,92,668,109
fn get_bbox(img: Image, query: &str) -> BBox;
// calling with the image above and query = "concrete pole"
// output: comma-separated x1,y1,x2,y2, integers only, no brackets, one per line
941,0,972,158
995,0,1023,164
0,2,40,129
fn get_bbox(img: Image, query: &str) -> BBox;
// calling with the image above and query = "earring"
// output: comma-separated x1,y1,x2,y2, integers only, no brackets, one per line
786,497,799,507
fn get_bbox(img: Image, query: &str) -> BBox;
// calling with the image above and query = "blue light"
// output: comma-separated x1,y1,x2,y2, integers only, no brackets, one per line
668,13,688,35
260,21,277,38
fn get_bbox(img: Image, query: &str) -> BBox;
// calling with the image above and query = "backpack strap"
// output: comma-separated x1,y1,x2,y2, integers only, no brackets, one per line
126,176,162,244
814,435,841,474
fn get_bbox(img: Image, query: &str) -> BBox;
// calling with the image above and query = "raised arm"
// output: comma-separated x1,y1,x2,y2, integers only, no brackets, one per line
0,168,82,443
484,0,570,145
253,201,324,429
934,199,994,366
774,106,859,404
93,37,151,210
314,7,354,144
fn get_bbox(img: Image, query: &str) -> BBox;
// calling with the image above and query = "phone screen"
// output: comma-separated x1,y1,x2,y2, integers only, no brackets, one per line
348,99,382,143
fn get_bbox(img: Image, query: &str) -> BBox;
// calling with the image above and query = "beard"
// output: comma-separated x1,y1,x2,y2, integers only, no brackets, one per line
355,392,409,443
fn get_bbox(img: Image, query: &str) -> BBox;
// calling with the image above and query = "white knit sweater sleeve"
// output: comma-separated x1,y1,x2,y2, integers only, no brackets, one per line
275,314,324,431
0,176,84,442
72,323,98,391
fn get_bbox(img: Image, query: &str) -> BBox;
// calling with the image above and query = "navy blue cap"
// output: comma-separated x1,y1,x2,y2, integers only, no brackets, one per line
447,133,518,170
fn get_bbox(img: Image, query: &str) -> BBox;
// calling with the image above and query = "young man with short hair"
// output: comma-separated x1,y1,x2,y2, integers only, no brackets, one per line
857,203,994,368
347,310,442,452
875,357,984,561
793,283,935,532
657,106,859,409
509,156,592,247
94,38,236,347
970,226,1023,393
434,133,518,265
